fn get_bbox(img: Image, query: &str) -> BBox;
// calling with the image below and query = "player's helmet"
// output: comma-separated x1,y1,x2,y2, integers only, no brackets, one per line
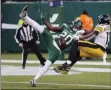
71,20,82,30
98,14,111,25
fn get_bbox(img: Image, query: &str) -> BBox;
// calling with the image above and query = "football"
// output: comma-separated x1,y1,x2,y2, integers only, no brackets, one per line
59,37,66,49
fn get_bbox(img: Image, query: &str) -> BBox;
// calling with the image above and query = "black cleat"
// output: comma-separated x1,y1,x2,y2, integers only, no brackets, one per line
21,66,25,69
61,62,71,75
54,63,71,75
19,5,28,19
30,79,36,87
53,66,62,73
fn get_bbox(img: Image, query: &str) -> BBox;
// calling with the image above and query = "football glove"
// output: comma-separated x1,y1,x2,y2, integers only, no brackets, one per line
76,30,85,36
73,35,80,40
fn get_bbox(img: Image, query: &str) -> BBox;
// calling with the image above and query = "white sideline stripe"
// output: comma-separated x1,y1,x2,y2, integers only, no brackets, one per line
2,23,59,29
1,60,111,65
1,81,110,88
1,66,110,76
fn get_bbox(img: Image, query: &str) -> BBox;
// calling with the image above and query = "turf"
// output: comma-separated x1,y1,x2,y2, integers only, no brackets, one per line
1,63,110,68
1,53,111,60
1,72,110,89
1,53,111,90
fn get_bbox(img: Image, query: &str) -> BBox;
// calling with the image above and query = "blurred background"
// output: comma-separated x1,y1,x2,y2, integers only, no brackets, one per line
1,0,111,60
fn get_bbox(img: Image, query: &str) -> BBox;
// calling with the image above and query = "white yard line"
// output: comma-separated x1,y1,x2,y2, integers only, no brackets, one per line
1,66,110,76
1,66,81,76
1,60,111,65
1,81,110,88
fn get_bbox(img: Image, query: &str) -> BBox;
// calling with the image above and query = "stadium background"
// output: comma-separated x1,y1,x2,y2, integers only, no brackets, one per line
2,1,111,54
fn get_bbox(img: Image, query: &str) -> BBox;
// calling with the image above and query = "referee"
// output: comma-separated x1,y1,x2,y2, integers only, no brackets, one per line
14,19,46,69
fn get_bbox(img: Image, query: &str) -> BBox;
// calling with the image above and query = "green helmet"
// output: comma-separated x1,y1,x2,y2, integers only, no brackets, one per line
71,20,82,30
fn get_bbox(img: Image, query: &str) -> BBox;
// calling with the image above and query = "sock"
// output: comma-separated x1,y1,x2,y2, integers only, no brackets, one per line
24,16,44,34
66,60,71,64
34,60,52,81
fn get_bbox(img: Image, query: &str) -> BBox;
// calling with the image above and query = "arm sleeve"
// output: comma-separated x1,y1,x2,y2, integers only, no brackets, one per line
94,25,104,33
14,28,21,43
79,30,97,40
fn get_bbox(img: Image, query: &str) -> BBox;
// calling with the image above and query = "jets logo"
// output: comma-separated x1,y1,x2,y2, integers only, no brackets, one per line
50,13,59,23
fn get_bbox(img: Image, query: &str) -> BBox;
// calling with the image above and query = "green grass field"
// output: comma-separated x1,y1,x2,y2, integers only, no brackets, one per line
1,53,111,90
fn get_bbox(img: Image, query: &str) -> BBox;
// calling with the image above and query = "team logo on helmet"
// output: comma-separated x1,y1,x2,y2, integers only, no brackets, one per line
98,14,111,24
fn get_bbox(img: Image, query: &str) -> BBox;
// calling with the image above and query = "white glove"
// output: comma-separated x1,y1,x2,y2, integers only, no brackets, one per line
73,35,80,40
76,30,85,36
36,40,40,45
19,43,23,48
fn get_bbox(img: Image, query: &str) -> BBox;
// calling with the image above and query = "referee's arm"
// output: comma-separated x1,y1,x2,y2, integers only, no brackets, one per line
14,28,21,44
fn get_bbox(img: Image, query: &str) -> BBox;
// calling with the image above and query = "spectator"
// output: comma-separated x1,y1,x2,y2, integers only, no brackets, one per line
76,10,94,32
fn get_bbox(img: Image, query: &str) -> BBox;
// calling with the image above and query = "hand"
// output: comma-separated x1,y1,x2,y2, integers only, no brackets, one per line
40,12,46,21
36,40,40,45
73,35,79,41
19,43,23,48
76,30,85,36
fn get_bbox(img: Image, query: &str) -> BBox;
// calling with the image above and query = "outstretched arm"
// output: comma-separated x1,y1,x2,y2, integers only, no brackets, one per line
40,13,61,32
73,29,99,41
44,20,61,32
79,30,99,40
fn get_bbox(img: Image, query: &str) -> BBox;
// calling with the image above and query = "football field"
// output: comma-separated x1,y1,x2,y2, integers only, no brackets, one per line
1,53,111,90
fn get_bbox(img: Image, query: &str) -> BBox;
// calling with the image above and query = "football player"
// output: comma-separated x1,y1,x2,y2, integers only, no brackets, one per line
54,14,111,75
19,5,85,87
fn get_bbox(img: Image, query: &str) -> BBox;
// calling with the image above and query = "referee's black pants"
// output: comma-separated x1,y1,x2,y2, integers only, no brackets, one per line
22,40,46,68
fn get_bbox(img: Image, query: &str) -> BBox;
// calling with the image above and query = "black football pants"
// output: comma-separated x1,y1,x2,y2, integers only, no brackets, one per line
22,41,46,67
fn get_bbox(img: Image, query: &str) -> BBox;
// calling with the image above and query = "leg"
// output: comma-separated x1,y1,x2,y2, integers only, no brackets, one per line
78,40,104,58
54,40,79,75
24,16,44,34
30,42,60,87
30,43,46,66
22,43,28,69
68,40,79,66
19,5,44,34
30,60,52,87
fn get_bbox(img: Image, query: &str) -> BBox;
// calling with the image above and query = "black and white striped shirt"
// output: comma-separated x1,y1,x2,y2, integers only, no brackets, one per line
14,24,39,43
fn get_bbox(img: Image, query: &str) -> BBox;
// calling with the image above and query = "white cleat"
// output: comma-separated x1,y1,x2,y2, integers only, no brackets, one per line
19,5,28,19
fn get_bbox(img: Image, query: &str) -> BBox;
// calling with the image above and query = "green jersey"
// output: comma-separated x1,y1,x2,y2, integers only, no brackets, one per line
41,23,77,63
55,23,76,50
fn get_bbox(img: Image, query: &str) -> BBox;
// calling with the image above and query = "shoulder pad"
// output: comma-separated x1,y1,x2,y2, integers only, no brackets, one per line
94,24,104,33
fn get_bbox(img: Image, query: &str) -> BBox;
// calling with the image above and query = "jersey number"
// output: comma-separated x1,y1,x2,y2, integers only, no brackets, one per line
59,31,73,45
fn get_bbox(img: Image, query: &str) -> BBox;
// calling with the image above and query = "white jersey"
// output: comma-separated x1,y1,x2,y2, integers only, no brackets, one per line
94,24,111,49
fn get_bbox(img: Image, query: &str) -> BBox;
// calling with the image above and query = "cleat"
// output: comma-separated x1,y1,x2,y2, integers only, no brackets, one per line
60,62,71,75
54,63,71,75
30,79,36,87
61,70,68,75
53,66,62,73
19,5,28,19
21,66,25,69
